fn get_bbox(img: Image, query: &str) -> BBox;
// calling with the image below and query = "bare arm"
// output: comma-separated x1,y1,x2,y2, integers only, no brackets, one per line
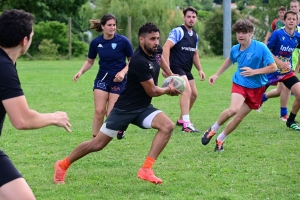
160,55,173,77
114,57,131,82
162,40,175,67
264,31,272,45
73,58,95,82
208,58,233,85
193,50,205,80
140,78,180,97
3,96,71,132
240,62,277,76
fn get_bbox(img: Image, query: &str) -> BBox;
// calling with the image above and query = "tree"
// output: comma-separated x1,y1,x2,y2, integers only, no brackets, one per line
250,0,290,41
204,9,242,55
93,0,183,48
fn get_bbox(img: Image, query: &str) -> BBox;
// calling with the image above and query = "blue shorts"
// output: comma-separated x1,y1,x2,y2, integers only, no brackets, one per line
93,73,126,94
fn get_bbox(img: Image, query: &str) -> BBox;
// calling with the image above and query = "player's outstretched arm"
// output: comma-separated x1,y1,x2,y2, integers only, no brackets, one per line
73,58,95,82
3,96,71,132
209,58,232,85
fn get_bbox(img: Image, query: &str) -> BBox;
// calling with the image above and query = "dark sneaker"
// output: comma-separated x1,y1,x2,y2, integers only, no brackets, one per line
214,140,224,152
176,120,183,126
202,126,216,145
286,121,300,131
182,123,200,133
117,130,126,140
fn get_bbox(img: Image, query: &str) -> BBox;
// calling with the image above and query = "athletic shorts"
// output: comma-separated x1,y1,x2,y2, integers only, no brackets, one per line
93,73,126,94
232,83,266,110
267,72,299,89
170,67,194,80
0,150,22,187
100,104,162,138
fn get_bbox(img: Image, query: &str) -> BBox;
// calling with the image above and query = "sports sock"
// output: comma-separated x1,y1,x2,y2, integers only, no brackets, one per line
262,93,268,103
182,115,190,128
142,156,155,169
212,122,220,132
217,132,227,142
287,112,296,122
280,107,288,117
59,157,72,170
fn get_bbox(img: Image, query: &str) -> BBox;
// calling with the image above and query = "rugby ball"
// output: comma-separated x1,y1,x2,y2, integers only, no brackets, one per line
162,76,186,92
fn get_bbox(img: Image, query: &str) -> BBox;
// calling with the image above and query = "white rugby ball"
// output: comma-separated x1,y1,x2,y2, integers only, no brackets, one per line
162,76,186,92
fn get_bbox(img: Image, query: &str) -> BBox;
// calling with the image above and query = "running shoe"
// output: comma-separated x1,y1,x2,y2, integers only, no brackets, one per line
202,126,216,145
117,130,126,140
279,115,288,122
137,168,162,184
286,121,300,131
214,139,224,152
182,123,200,133
176,120,184,126
53,160,67,184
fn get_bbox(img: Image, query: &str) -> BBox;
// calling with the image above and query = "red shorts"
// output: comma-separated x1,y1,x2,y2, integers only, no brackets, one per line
231,83,266,110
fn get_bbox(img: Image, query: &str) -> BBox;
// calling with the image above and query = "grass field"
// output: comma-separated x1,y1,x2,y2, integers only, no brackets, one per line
1,58,300,200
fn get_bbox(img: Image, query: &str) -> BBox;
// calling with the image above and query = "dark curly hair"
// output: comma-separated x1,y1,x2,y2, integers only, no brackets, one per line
138,22,160,37
0,9,34,48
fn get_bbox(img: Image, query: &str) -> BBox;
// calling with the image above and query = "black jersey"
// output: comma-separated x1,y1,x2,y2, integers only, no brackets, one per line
0,48,24,136
114,45,162,111
169,25,197,72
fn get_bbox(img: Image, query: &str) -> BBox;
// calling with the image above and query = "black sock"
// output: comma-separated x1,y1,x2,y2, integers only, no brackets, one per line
288,113,296,122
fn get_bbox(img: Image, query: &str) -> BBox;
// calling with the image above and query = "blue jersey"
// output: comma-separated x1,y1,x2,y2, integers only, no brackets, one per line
230,40,274,88
267,28,300,75
168,25,198,71
88,33,133,78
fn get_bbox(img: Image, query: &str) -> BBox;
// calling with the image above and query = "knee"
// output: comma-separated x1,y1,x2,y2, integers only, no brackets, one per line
161,121,174,134
228,108,239,116
90,142,105,152
191,92,198,101
94,108,106,117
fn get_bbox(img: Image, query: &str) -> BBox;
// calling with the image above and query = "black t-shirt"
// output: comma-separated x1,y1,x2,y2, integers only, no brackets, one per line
114,45,162,111
0,48,24,136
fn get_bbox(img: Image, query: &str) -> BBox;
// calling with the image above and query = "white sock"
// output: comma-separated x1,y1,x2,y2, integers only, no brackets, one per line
182,115,190,123
212,122,220,132
217,132,227,142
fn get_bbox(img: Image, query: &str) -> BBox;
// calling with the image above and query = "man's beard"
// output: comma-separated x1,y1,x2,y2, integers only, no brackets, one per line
144,44,157,55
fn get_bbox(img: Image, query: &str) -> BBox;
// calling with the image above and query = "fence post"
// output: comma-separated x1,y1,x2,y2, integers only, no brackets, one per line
68,17,72,58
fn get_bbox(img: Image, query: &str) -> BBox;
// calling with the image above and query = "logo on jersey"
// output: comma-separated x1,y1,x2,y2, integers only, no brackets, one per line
155,54,161,65
282,36,285,41
246,53,253,60
98,44,103,48
181,47,196,52
279,45,294,53
111,43,117,49
149,63,153,69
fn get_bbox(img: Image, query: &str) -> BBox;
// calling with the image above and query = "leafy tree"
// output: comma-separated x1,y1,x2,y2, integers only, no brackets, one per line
93,0,183,48
250,0,290,41
204,9,243,55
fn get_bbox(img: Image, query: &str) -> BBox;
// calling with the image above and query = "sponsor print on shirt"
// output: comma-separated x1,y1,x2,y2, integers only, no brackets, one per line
276,56,292,74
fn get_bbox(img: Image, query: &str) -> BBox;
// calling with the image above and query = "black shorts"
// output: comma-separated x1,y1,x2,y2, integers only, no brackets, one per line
0,150,22,187
170,67,194,80
106,104,159,131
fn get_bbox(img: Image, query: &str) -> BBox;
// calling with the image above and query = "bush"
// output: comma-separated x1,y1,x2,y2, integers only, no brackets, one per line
204,9,243,55
28,21,89,58
38,39,59,60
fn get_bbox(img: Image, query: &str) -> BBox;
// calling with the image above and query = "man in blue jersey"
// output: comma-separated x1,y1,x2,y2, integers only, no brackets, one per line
163,6,206,133
54,22,181,185
262,1,300,121
263,10,300,131
201,19,277,151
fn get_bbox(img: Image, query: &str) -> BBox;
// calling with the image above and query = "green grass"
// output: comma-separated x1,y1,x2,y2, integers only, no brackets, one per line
1,58,300,200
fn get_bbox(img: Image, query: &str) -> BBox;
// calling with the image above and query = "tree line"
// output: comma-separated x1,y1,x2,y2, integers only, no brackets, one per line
0,0,290,58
